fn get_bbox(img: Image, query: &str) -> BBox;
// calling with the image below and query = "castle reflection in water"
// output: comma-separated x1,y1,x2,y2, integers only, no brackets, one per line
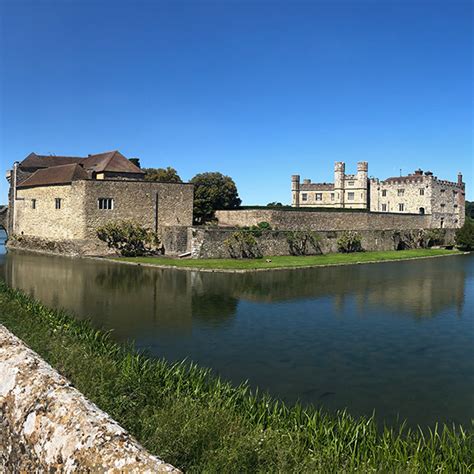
0,250,467,343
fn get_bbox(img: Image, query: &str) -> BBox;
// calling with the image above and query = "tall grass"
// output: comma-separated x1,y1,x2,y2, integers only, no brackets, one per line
0,282,472,472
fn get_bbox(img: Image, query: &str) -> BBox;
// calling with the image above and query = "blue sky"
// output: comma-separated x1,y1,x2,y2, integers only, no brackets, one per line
0,0,472,204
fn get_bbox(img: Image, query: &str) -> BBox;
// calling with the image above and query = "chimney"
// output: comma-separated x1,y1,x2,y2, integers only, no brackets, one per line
458,172,463,185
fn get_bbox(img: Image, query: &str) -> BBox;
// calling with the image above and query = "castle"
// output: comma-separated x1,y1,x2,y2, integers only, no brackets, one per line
292,162,465,228
5,151,194,254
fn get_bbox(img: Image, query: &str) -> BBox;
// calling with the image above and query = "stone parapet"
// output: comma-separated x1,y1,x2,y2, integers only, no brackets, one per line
0,324,179,473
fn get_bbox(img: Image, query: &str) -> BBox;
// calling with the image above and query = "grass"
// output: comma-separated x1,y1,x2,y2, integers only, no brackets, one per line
0,282,472,472
113,248,461,270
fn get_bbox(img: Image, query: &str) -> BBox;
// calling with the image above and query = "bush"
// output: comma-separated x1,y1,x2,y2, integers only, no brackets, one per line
337,231,363,253
455,219,474,251
224,230,262,259
97,221,162,257
286,231,322,256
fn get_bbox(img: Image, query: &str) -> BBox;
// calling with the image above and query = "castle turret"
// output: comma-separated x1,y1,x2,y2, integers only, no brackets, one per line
357,161,368,180
458,172,463,186
334,162,345,207
291,175,300,207
357,161,369,209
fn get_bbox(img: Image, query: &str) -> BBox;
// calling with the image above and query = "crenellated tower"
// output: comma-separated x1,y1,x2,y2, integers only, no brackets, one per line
334,162,345,207
291,175,300,207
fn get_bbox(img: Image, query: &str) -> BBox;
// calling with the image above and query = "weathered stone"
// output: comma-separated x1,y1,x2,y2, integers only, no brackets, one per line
189,227,457,259
0,325,180,473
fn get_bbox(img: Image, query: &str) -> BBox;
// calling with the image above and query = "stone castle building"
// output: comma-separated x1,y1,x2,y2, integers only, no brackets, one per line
5,151,194,254
292,162,465,228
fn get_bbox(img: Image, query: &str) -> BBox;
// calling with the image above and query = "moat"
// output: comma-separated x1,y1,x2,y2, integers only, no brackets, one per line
0,235,472,428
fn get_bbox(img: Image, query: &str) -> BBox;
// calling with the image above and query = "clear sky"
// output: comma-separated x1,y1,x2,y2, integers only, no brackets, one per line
0,0,472,205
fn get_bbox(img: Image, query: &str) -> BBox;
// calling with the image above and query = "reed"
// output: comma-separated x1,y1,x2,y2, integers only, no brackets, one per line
0,282,472,473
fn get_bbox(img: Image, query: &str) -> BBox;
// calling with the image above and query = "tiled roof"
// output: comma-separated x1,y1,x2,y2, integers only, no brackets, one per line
301,183,335,191
20,153,83,169
17,164,89,188
19,150,144,175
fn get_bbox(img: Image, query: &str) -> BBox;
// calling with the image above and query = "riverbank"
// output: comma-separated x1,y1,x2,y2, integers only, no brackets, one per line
0,282,471,472
111,248,462,272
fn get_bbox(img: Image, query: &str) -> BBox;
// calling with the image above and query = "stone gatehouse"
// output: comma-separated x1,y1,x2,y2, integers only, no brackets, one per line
6,151,193,255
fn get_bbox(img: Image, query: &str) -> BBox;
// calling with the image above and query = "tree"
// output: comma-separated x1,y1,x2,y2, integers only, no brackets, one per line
455,219,474,251
190,172,241,224
267,202,283,207
97,220,162,256
143,167,182,183
466,201,474,219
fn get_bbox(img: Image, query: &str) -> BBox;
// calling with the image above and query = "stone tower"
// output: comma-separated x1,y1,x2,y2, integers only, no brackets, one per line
357,161,369,209
291,175,300,207
334,162,345,207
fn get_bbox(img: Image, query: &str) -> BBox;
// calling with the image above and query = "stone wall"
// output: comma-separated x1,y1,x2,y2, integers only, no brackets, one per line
13,179,194,248
14,184,87,240
79,180,194,238
215,209,434,231
189,227,456,259
0,325,178,472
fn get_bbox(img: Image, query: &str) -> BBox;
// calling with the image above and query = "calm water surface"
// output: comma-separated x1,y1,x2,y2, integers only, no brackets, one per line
0,237,472,428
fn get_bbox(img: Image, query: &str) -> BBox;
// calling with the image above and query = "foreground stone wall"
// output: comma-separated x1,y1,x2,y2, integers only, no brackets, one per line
0,325,178,472
215,209,434,231
189,227,457,259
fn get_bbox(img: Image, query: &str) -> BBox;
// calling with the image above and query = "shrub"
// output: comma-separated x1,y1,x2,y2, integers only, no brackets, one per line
97,221,162,257
455,219,474,251
286,231,322,256
224,230,262,259
337,231,363,253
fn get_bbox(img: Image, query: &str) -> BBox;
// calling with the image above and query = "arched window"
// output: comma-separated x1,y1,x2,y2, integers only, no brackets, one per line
419,207,425,215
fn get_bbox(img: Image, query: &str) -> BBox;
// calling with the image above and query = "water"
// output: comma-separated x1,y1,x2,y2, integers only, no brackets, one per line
0,240,472,428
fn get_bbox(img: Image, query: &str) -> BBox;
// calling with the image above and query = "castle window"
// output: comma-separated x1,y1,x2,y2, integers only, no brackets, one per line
398,203,404,211
302,193,308,202
419,188,424,196
441,189,445,193
31,199,36,209
454,204,458,208
315,193,322,201
331,193,335,201
440,203,445,208
382,190,387,197
397,189,405,196
347,192,354,200
55,198,61,210
98,198,114,210
348,181,354,186
381,204,387,212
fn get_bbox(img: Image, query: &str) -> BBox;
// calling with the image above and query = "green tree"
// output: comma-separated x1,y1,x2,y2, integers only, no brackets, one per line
455,219,474,251
267,201,283,207
190,172,241,224
466,201,474,219
143,167,182,183
97,220,162,257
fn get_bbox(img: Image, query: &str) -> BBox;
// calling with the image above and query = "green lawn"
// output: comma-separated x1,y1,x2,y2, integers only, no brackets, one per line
0,282,472,472
114,248,461,270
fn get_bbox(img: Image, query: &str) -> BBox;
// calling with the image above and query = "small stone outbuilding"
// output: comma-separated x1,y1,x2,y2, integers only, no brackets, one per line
6,151,194,255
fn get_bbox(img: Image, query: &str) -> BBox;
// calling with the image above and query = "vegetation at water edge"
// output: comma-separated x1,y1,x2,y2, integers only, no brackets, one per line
115,248,461,270
0,283,471,472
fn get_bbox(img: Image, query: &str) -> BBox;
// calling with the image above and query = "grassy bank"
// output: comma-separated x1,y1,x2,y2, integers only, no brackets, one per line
114,248,461,271
0,282,472,472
